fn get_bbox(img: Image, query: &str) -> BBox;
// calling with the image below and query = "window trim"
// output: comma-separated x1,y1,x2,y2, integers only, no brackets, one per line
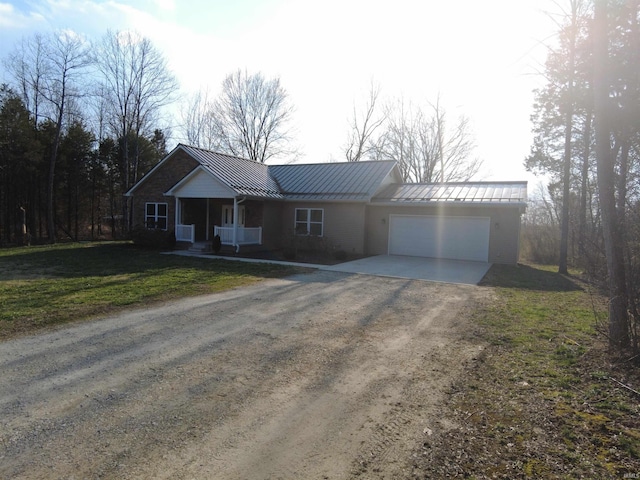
294,208,324,236
145,202,168,230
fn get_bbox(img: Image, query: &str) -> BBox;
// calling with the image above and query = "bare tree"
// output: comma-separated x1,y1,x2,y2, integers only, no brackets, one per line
344,81,384,162
211,70,296,163
557,0,588,274
6,31,91,242
521,183,562,264
369,96,481,182
4,34,48,129
44,32,91,243
94,30,178,230
179,88,220,150
370,98,423,180
429,98,481,183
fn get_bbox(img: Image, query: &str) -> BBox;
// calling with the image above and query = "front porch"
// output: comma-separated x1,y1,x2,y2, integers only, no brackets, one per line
212,225,262,245
173,197,264,251
175,225,263,245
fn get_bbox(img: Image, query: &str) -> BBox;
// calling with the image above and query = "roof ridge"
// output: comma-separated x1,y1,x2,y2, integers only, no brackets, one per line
270,159,397,167
179,145,398,169
178,143,266,166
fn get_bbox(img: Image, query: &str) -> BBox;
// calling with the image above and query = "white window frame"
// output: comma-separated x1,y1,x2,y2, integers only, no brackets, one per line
294,208,324,236
145,202,168,230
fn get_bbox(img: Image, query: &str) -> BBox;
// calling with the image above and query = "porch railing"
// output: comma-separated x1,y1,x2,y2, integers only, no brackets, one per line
175,224,195,242
214,226,262,245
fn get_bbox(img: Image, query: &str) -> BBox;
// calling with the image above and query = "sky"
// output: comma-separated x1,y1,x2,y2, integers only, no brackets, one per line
0,0,561,184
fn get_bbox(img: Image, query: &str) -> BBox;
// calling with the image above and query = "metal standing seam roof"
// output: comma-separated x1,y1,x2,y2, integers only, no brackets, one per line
179,144,284,199
268,161,398,201
176,146,398,201
372,182,528,204
163,146,527,205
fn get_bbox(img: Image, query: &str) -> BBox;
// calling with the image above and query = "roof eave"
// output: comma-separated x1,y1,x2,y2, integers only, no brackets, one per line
281,197,369,204
370,200,528,208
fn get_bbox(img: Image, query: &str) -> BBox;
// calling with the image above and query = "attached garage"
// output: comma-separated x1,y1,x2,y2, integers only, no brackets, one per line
367,181,528,265
388,215,490,262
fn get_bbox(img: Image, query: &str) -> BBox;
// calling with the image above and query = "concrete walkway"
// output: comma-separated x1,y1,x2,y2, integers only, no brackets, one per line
323,255,491,285
168,251,491,285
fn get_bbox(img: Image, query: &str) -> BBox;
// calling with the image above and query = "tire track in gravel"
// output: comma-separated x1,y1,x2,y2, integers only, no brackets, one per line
0,270,488,480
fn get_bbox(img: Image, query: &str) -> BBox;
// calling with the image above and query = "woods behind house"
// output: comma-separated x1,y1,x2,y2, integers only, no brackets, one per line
524,0,640,351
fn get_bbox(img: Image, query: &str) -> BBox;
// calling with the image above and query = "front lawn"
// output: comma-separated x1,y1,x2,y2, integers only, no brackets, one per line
415,263,640,479
0,242,301,339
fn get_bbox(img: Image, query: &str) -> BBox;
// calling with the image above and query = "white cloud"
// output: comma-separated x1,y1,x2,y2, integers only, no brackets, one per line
0,0,558,179
153,0,175,11
0,2,46,28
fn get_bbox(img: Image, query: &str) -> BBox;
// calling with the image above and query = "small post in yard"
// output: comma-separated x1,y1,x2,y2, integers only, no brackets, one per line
18,206,29,246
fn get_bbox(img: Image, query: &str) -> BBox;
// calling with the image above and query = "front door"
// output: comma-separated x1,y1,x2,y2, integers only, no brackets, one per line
222,205,245,227
182,198,208,241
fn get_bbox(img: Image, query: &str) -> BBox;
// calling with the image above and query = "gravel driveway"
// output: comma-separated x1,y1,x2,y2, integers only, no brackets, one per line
0,270,488,479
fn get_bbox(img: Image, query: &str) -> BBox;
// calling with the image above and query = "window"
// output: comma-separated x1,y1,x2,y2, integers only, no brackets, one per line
295,208,323,236
145,202,168,230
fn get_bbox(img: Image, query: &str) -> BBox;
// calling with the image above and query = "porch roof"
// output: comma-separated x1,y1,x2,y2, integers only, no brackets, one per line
180,145,284,199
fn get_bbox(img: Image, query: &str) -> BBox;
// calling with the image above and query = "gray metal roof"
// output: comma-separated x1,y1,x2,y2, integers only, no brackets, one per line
151,146,526,206
269,161,398,201
372,182,528,204
180,145,284,198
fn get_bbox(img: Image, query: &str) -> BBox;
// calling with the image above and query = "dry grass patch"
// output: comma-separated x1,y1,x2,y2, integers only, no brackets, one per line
412,263,640,479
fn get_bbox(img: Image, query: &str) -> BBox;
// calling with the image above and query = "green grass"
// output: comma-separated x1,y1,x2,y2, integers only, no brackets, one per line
479,264,599,372
418,262,640,478
0,242,301,338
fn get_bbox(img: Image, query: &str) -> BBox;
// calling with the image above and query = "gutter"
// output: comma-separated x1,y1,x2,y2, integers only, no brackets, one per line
368,200,527,210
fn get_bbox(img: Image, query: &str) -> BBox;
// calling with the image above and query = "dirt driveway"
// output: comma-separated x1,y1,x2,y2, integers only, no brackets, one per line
0,270,488,479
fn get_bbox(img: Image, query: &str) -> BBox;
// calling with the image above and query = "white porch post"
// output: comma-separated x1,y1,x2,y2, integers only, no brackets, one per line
232,196,238,250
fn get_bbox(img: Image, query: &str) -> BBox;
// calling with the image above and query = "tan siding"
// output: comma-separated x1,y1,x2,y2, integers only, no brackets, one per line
366,205,523,264
281,202,367,254
487,208,522,264
262,201,283,250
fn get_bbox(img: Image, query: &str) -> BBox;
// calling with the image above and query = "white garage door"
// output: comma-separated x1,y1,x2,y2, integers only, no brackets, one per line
388,215,490,262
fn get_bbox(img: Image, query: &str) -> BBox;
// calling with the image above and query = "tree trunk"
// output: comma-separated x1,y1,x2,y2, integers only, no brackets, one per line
559,3,579,275
559,106,573,274
594,0,629,350
120,134,129,237
578,110,592,259
47,144,58,244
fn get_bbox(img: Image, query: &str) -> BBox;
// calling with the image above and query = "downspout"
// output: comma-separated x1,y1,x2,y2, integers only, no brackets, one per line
233,196,247,253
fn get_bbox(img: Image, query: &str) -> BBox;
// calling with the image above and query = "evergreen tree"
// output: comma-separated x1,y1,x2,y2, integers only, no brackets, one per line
0,86,41,244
